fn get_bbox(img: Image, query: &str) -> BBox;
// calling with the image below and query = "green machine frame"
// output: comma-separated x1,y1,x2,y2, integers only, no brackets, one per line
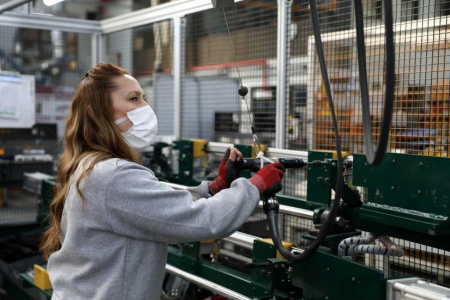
12,142,450,300
161,143,450,300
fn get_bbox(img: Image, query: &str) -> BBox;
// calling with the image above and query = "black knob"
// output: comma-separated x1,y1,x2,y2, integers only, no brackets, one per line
238,86,248,97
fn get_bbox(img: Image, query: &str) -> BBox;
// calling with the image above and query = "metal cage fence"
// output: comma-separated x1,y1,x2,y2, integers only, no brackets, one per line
0,24,91,226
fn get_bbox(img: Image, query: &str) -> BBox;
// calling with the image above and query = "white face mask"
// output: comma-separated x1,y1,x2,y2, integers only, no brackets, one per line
114,105,158,152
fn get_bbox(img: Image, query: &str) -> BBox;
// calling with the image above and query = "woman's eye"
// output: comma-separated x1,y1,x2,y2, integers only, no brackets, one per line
131,97,138,102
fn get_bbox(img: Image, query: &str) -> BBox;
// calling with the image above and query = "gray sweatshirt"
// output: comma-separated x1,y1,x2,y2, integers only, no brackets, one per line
47,158,260,300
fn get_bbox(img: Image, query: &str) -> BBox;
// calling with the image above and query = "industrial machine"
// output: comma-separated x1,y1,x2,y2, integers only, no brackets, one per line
157,141,450,300
2,0,449,298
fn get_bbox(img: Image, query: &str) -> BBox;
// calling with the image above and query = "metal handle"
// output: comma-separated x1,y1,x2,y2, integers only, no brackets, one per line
165,264,253,300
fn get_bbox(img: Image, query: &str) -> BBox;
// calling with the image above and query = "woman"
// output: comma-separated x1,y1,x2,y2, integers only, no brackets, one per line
41,62,285,300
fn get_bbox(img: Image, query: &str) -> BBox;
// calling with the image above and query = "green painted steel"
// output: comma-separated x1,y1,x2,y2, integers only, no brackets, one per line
199,262,254,296
353,153,450,235
277,194,326,211
173,140,196,186
166,240,304,299
20,273,53,299
306,151,333,206
293,250,386,300
167,244,199,273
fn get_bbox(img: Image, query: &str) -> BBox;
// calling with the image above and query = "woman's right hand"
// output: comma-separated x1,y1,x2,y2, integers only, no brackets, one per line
248,163,285,197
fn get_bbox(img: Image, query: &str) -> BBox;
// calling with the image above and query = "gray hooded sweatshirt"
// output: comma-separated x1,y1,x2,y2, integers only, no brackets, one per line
47,158,260,300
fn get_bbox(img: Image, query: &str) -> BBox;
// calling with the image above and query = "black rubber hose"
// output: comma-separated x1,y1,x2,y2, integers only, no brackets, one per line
354,0,395,165
264,0,345,261
267,211,301,260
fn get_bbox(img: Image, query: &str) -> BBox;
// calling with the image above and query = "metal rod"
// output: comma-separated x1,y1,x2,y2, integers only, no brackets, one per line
165,264,253,300
173,16,185,139
258,201,314,219
0,12,102,33
275,0,291,149
0,0,32,14
222,232,257,250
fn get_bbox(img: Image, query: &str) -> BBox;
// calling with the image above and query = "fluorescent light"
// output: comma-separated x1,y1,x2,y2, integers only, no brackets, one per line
43,0,64,6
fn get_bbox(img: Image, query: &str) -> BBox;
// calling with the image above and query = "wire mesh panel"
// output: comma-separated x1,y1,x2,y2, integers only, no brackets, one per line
182,0,278,145
306,0,450,156
0,25,91,225
285,0,450,288
104,21,174,136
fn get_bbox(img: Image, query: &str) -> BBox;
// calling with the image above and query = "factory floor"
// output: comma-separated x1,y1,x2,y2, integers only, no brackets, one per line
0,188,38,226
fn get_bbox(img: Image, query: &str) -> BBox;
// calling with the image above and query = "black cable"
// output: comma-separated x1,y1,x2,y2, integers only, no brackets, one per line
354,0,395,165
265,0,395,261
261,0,344,262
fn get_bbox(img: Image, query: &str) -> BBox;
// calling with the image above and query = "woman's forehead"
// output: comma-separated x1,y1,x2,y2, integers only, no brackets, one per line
115,75,144,95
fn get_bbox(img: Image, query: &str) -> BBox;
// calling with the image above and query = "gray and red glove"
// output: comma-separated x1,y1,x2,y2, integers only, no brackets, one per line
249,163,285,197
209,147,243,195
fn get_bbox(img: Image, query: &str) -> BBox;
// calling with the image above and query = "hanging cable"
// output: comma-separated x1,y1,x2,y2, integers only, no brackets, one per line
354,0,396,165
223,7,264,156
217,0,395,262
220,2,343,262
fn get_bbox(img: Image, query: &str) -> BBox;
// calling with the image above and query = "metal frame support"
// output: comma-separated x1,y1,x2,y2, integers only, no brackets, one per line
91,33,106,66
173,16,186,139
275,0,292,149
0,12,102,34
0,0,32,14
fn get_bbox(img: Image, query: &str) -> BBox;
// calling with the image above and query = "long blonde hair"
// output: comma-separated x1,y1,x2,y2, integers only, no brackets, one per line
41,62,141,260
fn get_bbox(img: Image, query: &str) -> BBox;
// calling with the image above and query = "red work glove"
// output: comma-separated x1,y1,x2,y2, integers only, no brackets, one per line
209,147,243,195
249,163,285,197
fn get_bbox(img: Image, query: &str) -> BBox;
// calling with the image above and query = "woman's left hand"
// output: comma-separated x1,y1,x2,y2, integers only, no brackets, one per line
208,147,243,195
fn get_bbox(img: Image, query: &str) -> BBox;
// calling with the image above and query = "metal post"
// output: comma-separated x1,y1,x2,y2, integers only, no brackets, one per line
275,0,292,149
306,36,315,150
91,33,100,66
91,33,106,66
0,0,32,14
173,16,186,139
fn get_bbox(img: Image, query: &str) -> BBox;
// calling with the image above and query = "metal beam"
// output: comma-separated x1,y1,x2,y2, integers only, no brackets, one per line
0,0,32,14
275,0,291,149
165,264,252,300
173,16,186,139
223,232,258,250
0,12,102,34
101,0,244,34
91,33,106,66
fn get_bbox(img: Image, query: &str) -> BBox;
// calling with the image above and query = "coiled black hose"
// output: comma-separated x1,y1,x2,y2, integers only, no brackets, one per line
264,0,395,261
354,0,396,165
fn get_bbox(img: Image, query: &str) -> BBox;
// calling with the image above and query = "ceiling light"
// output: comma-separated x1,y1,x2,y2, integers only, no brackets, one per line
43,0,64,6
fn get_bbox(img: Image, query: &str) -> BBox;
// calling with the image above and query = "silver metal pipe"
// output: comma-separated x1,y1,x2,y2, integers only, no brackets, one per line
165,264,252,300
173,16,185,139
222,232,257,250
266,148,308,161
275,0,291,148
0,0,32,14
206,142,234,153
258,201,314,219
0,12,102,33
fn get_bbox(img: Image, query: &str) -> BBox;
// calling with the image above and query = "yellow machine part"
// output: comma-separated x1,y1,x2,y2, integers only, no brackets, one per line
193,139,208,158
251,145,267,158
261,238,293,259
34,264,53,290
313,150,350,160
